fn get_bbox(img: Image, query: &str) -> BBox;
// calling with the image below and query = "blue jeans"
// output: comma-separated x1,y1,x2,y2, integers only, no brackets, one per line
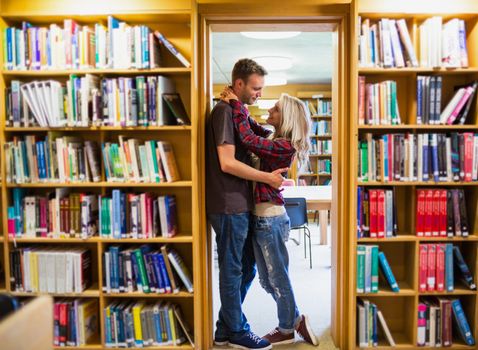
208,212,256,339
253,212,300,333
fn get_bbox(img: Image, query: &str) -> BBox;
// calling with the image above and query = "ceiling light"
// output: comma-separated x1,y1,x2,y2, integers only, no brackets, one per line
253,56,293,71
240,31,301,40
265,74,287,86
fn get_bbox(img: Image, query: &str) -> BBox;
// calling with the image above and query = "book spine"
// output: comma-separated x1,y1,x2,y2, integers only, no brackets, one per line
378,251,399,292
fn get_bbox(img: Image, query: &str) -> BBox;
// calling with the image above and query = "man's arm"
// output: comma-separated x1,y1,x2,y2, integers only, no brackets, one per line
217,144,286,189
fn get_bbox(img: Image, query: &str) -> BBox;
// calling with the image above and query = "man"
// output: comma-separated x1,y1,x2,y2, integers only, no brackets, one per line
206,58,285,350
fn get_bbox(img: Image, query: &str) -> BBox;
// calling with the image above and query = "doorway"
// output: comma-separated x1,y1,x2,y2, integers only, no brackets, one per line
199,15,348,350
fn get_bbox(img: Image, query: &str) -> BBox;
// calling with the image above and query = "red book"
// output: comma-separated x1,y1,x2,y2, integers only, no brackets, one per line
419,244,428,292
463,132,474,182
424,190,433,237
427,243,436,291
39,197,48,237
377,190,385,238
436,243,446,292
146,193,153,238
439,189,447,237
388,134,393,182
59,302,68,346
53,302,60,346
416,189,425,236
369,190,378,238
432,190,440,237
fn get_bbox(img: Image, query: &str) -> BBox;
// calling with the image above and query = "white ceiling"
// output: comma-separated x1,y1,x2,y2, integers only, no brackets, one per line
211,32,334,85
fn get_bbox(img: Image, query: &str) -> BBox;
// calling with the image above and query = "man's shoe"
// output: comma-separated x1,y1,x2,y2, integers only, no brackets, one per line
229,331,272,350
295,315,318,346
214,335,229,346
262,327,295,345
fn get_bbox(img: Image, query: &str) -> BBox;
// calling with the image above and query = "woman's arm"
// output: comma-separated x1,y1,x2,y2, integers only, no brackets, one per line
229,99,295,161
248,115,272,138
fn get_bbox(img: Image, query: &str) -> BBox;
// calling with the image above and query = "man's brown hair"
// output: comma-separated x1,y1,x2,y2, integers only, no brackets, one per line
231,58,268,85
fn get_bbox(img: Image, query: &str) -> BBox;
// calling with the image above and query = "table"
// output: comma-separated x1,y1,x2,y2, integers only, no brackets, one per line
282,185,332,245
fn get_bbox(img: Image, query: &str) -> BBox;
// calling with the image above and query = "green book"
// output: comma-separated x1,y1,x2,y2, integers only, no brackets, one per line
360,141,368,181
148,141,160,183
356,245,366,293
133,249,150,293
138,145,150,182
371,245,379,293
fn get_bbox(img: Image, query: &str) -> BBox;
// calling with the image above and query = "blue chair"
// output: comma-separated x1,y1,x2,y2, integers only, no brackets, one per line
284,197,312,269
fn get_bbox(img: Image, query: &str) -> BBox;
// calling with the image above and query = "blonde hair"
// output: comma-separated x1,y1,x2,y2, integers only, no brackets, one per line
274,93,311,165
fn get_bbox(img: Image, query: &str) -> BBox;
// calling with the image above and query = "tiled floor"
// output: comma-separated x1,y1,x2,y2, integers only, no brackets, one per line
211,222,337,349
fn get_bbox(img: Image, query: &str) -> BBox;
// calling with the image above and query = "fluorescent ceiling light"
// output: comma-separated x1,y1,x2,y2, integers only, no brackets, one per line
253,56,293,71
240,31,301,40
265,74,287,86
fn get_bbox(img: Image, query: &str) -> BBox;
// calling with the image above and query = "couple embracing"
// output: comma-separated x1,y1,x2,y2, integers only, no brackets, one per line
206,58,318,350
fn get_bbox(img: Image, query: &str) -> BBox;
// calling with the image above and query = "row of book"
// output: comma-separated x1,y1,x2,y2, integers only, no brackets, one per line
357,298,395,347
9,247,91,293
6,75,190,128
358,133,478,182
357,78,401,126
356,188,397,239
318,159,332,175
306,99,332,116
3,17,190,71
419,244,476,293
417,297,474,347
356,245,398,293
9,189,179,239
53,299,98,347
358,17,418,68
5,135,181,184
310,139,332,155
416,189,469,237
417,77,476,125
310,120,331,136
104,244,192,294
358,17,469,68
104,301,193,348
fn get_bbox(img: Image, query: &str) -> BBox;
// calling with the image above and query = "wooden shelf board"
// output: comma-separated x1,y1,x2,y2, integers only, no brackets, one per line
312,115,332,118
318,173,332,176
6,181,193,188
357,181,478,186
309,154,332,158
358,235,417,242
1,67,191,76
311,135,332,138
9,235,193,244
358,125,478,130
298,174,318,177
5,126,192,132
419,287,477,296
103,346,192,350
103,291,193,298
358,67,478,75
11,285,100,298
418,235,478,241
9,237,102,243
357,287,415,297
53,345,103,350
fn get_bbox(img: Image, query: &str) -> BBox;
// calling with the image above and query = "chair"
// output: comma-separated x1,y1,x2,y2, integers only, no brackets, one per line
284,197,312,269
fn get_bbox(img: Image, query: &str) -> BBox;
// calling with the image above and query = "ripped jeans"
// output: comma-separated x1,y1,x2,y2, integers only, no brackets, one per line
252,212,301,333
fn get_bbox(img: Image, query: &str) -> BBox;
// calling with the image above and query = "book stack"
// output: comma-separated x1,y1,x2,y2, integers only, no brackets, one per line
99,192,177,239
358,17,418,68
9,247,91,293
358,78,401,125
53,299,98,347
2,17,190,71
356,245,399,293
419,17,469,68
416,189,469,237
358,132,478,183
310,139,332,155
317,98,332,116
5,135,101,184
103,244,192,294
318,159,331,175
5,75,190,127
311,120,331,136
419,244,476,293
103,301,193,347
357,298,395,347
103,137,181,183
357,188,397,239
417,298,475,347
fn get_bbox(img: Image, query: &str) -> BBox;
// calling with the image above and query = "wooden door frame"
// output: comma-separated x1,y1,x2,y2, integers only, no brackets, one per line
196,5,354,349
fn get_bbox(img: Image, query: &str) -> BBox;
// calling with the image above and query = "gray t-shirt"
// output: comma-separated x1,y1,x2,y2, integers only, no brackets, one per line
206,101,253,214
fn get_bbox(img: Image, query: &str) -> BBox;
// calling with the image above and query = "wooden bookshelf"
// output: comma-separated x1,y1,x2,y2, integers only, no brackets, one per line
0,1,200,349
352,1,478,348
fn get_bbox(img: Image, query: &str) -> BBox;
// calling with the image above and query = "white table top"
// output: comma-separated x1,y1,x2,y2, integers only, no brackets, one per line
281,185,332,201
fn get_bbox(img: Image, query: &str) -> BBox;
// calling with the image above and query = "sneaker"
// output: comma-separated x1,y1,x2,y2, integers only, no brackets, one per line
295,315,318,346
214,335,229,346
263,327,295,345
229,331,272,350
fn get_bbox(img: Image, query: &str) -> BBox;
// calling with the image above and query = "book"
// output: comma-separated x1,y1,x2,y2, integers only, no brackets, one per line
154,31,191,68
162,93,191,126
377,310,395,346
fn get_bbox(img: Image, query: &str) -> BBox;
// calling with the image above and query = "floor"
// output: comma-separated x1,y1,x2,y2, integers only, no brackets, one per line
211,221,337,349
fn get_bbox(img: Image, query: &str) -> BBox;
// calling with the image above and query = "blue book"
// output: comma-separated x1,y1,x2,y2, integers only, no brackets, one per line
422,134,429,181
118,252,125,292
130,252,142,291
107,16,120,67
120,192,127,238
142,26,150,69
144,254,158,292
109,246,120,292
435,77,442,124
13,188,25,235
101,143,110,180
43,137,51,180
153,305,164,344
451,299,475,345
163,305,173,343
371,303,378,346
112,190,121,239
6,27,13,69
453,246,477,290
157,253,173,293
378,251,400,292
445,244,454,292
20,140,30,179
430,134,439,182
104,307,112,346
152,253,166,293
36,141,46,180
383,135,389,180
35,28,40,69
417,76,423,124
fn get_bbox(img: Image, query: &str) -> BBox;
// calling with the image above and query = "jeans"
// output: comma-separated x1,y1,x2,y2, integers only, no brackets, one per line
252,212,300,333
208,212,256,339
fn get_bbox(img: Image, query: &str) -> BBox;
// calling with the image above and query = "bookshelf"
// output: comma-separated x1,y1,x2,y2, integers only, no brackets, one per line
0,0,199,349
298,90,332,185
353,1,478,348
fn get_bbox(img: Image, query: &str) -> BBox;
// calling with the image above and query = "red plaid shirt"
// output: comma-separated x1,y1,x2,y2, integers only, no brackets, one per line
230,99,296,205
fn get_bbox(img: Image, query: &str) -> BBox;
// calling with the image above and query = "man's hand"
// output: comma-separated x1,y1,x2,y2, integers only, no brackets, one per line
267,168,288,189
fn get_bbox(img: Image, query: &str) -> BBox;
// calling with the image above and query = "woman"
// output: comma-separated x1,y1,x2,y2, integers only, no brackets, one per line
221,88,318,346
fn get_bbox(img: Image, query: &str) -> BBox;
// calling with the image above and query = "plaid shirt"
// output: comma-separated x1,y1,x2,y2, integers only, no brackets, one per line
230,99,296,205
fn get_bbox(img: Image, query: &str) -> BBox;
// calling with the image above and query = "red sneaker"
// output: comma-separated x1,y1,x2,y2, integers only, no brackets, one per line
295,315,318,346
262,327,295,345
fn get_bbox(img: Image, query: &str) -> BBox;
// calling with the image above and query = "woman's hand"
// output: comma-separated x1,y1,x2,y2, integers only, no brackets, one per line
220,86,238,103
